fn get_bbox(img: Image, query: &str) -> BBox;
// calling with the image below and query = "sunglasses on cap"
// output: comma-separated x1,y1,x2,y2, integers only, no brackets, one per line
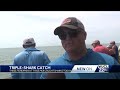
58,29,81,40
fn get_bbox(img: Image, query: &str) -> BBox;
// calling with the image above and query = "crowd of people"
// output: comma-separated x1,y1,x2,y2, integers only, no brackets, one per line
91,40,119,63
10,17,120,79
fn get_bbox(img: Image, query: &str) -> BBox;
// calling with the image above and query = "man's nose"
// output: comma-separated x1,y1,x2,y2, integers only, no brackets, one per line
65,34,71,40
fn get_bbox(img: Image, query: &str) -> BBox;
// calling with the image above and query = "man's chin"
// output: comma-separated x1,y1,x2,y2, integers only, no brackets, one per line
65,48,74,53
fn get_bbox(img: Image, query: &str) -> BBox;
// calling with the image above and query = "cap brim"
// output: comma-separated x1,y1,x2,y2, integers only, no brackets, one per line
54,25,78,35
91,43,96,45
23,43,35,46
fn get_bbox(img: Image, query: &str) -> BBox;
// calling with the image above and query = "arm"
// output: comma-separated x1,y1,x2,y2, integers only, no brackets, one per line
43,52,51,65
108,49,115,55
111,45,116,54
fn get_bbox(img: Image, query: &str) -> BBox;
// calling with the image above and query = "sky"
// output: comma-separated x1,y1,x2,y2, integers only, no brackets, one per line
0,11,120,48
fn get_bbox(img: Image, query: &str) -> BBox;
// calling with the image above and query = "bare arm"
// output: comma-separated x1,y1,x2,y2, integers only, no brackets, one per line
108,49,115,55
108,45,116,55
112,45,116,54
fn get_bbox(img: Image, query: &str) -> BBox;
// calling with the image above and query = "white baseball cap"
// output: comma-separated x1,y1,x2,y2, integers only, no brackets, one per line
23,38,35,45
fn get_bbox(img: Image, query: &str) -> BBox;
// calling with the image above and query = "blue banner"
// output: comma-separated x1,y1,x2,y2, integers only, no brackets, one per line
0,65,120,73
109,65,120,72
0,65,74,72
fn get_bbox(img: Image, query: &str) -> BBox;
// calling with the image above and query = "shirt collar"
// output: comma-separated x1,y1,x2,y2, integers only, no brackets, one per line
63,48,93,62
25,47,40,51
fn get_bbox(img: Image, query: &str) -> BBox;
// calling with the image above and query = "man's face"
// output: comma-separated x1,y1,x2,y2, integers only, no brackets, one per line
92,43,96,48
110,43,114,47
57,28,87,53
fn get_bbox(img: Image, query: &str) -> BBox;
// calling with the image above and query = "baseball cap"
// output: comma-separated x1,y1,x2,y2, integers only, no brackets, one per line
23,38,35,46
110,41,115,44
54,17,85,35
92,40,100,45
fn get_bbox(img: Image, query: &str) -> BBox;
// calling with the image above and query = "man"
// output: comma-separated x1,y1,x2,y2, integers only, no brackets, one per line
40,17,120,79
11,37,50,79
109,41,119,62
118,44,120,63
107,44,117,60
91,40,110,55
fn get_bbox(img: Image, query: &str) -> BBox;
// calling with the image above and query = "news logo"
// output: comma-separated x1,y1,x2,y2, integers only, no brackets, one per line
97,65,109,72
71,65,98,73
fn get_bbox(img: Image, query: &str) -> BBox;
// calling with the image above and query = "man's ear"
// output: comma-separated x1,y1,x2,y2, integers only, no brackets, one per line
23,45,25,48
84,31,87,40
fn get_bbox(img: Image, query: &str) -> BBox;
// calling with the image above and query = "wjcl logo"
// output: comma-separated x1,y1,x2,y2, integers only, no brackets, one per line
97,65,109,72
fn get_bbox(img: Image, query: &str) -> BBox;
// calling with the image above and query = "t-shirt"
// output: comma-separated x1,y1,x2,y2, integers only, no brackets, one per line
40,49,120,79
11,47,50,79
93,45,110,55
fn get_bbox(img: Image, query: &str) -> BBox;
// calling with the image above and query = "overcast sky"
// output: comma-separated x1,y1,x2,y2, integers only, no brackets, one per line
0,11,120,48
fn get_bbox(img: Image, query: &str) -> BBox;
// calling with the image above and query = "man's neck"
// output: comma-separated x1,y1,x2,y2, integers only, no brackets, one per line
68,48,87,61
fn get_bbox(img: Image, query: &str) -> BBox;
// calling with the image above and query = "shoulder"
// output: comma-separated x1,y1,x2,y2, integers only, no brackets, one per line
39,51,47,55
32,50,46,56
112,45,117,49
49,57,65,65
88,49,116,65
38,51,49,58
14,51,26,58
13,51,27,63
37,50,46,54
98,52,116,65
93,46,102,51
49,55,70,65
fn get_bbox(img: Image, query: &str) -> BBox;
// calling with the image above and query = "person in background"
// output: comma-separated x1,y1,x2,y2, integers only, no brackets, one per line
11,37,50,79
107,44,116,60
40,17,120,79
118,43,120,63
91,40,110,55
109,41,119,62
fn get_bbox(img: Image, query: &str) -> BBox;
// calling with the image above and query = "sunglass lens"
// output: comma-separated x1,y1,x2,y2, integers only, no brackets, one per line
69,31,78,38
58,34,66,40
58,30,80,40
